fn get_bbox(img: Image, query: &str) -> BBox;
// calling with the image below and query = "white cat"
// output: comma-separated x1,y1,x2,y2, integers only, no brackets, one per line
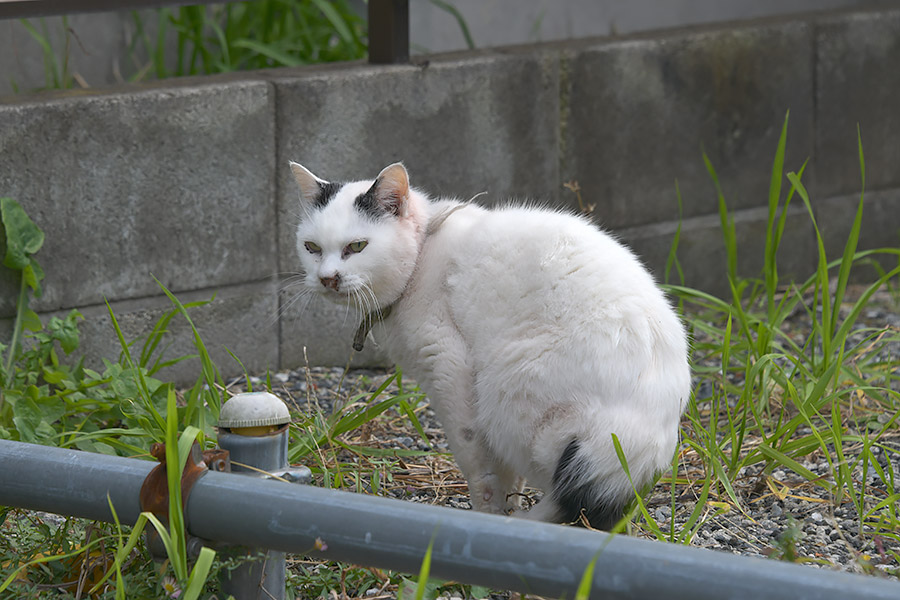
289,161,691,529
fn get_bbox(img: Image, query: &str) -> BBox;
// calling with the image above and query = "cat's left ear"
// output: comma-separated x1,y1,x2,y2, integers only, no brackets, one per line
371,163,410,217
289,161,329,206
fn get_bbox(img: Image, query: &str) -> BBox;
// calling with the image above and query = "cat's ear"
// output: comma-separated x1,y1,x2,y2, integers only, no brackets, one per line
289,161,329,206
370,162,410,217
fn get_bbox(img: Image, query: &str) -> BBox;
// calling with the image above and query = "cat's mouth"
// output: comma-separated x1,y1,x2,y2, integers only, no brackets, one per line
313,274,378,312
317,281,358,306
317,274,353,300
319,285,350,301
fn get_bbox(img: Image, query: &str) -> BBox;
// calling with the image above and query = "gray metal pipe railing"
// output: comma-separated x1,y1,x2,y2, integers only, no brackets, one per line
2,438,899,600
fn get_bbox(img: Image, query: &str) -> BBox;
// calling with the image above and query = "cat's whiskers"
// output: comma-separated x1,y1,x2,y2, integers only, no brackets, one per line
347,288,363,321
275,287,314,325
278,276,308,298
335,287,356,327
274,271,317,325
349,283,374,326
356,280,378,320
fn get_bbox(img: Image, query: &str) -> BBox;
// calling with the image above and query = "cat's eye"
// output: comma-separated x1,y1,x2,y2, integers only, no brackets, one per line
304,241,322,254
341,240,368,260
347,240,368,253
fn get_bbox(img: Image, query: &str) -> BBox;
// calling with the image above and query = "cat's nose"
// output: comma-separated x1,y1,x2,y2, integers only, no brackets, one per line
319,274,341,291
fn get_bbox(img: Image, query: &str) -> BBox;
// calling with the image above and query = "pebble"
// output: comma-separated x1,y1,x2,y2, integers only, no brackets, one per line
759,519,778,532
714,531,733,544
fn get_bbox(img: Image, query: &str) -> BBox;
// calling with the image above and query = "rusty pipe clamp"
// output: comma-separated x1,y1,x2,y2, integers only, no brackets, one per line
138,441,231,559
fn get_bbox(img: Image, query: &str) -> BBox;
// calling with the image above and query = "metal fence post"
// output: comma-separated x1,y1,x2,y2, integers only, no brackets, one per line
368,0,409,64
216,392,310,600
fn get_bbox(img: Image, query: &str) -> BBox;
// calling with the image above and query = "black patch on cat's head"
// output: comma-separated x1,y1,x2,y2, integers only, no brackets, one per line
311,181,342,209
354,187,382,220
354,177,401,220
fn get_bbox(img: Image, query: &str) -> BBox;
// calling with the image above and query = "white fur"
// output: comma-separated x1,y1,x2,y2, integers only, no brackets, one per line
291,162,691,526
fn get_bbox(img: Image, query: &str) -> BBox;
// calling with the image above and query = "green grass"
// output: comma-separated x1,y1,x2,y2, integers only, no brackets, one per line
627,114,900,558
11,0,366,93
128,0,366,80
10,0,482,92
2,114,900,596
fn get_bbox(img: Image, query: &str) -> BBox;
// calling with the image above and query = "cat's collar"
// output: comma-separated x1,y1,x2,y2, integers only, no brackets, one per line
352,304,393,352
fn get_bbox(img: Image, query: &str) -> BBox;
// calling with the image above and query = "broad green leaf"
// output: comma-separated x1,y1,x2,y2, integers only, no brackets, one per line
310,0,355,45
22,261,44,296
21,309,43,332
47,310,83,354
1,197,44,270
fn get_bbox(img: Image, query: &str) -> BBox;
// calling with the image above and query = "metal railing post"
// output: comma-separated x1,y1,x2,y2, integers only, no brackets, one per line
216,392,310,600
368,0,409,64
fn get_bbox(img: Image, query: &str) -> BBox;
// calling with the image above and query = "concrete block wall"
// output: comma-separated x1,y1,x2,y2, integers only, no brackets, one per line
815,10,900,268
1,7,898,383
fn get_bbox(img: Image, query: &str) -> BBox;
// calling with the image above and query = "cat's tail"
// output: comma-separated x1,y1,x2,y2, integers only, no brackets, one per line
547,438,633,530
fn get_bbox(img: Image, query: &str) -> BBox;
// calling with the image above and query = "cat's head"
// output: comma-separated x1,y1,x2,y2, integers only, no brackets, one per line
290,162,424,313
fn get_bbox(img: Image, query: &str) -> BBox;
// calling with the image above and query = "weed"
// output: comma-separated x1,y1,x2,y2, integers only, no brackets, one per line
767,517,804,562
127,0,366,81
17,17,80,90
658,113,900,554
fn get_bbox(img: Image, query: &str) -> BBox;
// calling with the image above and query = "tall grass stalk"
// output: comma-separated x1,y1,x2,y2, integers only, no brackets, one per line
19,17,74,90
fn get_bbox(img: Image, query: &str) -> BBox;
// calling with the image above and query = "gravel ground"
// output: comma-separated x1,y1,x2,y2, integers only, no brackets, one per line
227,286,900,586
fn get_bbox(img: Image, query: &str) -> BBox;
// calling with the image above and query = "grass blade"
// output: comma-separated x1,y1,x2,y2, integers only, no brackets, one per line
182,546,217,600
428,0,476,49
764,110,789,317
574,553,598,600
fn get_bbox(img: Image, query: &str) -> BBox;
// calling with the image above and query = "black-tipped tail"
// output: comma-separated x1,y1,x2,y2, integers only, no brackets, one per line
552,439,626,530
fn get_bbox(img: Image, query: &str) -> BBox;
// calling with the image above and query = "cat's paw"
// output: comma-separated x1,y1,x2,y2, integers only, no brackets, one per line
468,473,508,514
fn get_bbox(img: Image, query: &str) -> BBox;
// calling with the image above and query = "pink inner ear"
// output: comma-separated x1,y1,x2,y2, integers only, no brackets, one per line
290,162,326,203
375,164,409,215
